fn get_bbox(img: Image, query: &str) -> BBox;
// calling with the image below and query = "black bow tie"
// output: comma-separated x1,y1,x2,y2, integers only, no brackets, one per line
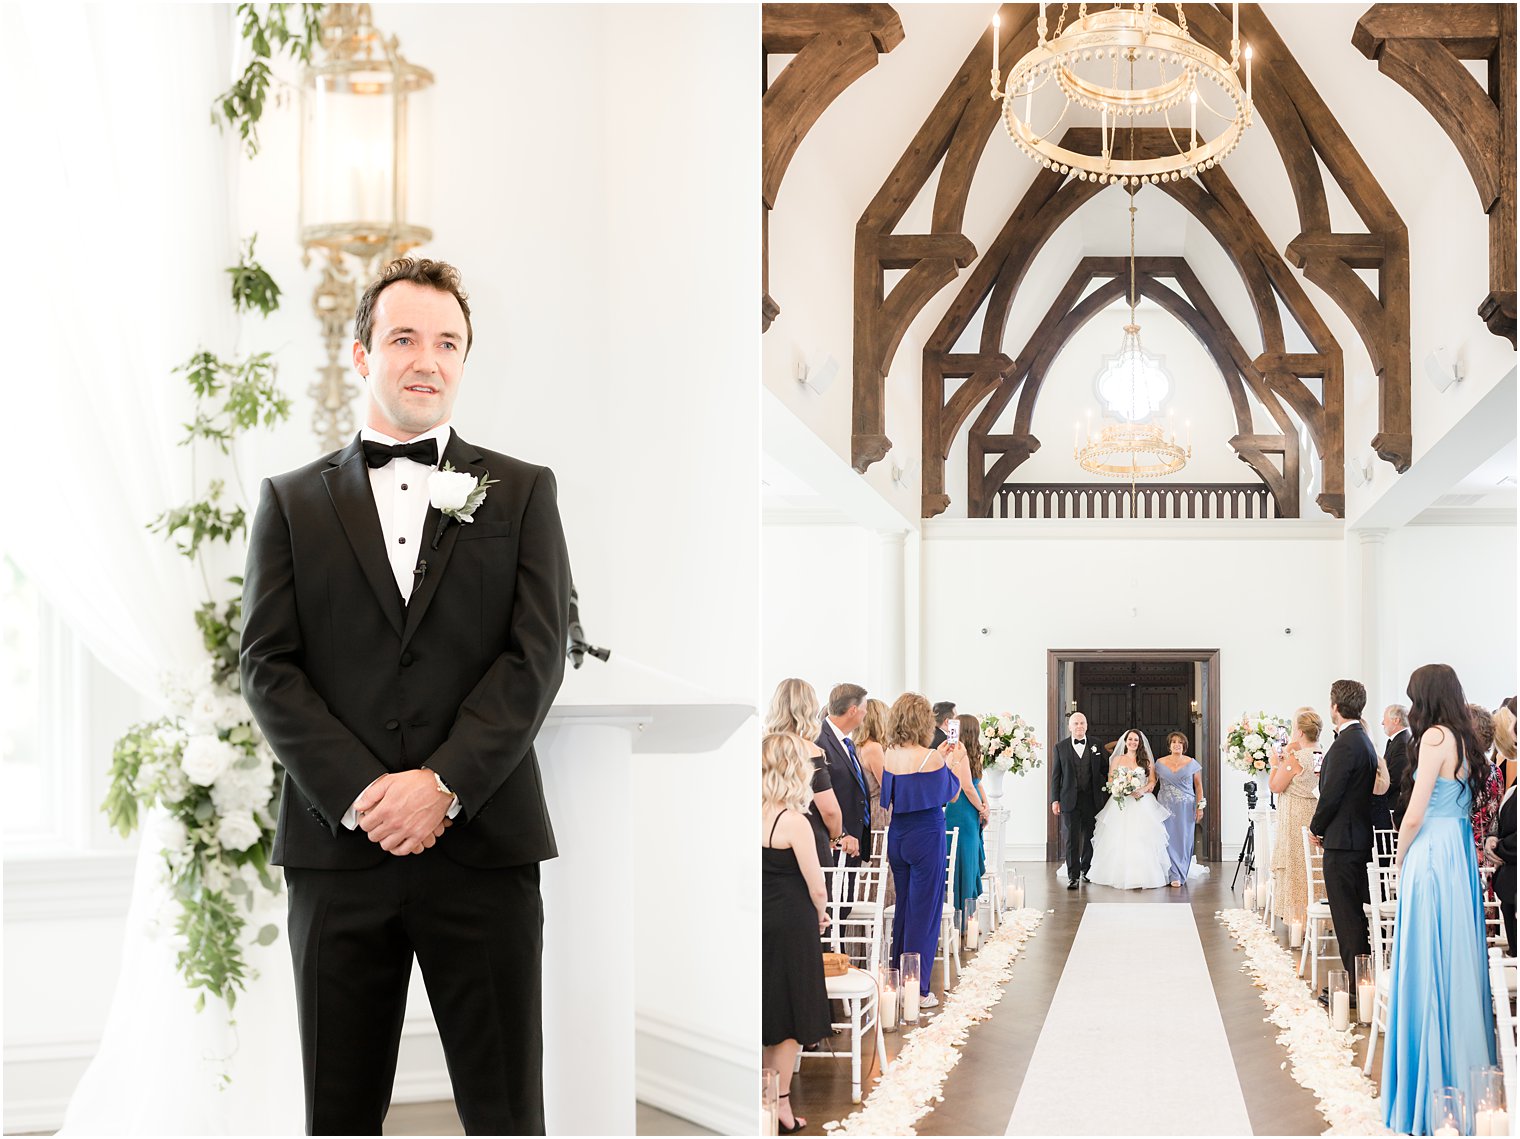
362,438,438,469
1075,740,1086,748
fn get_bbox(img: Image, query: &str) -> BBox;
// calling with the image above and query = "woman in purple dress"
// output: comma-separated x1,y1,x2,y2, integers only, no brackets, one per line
1155,731,1204,887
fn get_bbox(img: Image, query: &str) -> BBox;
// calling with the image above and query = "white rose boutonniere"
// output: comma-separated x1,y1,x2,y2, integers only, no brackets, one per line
428,462,499,547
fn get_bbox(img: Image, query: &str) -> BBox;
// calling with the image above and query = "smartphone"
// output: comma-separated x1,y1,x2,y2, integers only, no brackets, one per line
946,720,960,744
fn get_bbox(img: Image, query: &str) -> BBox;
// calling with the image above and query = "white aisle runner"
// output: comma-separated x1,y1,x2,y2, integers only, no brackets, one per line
1005,904,1253,1135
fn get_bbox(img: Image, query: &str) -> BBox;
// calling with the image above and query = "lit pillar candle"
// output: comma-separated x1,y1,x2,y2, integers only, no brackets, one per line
1245,44,1253,104
1357,982,1374,1023
880,985,898,1031
1289,920,1304,947
902,985,919,1023
1244,884,1256,910
1331,989,1351,1031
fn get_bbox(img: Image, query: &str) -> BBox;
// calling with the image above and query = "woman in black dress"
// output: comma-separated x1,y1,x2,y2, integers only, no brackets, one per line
762,731,831,1134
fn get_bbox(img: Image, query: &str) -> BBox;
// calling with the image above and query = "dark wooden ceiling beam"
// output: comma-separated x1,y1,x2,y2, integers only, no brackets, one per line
762,3,903,332
1353,3,1515,345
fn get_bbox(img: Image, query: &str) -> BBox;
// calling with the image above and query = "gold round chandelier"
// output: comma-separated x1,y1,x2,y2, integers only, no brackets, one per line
1076,421,1190,477
991,3,1254,185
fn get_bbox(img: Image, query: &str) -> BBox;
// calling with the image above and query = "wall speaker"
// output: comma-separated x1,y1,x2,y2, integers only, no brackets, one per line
1424,346,1463,392
797,355,839,396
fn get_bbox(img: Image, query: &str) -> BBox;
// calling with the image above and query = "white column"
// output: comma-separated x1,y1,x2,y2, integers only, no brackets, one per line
1357,529,1388,701
869,530,908,696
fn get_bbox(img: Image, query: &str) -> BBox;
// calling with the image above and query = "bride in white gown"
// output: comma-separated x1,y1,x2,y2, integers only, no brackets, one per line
1087,728,1172,890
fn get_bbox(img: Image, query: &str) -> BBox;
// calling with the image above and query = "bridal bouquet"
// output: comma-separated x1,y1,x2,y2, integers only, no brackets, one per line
104,607,283,1011
1104,765,1146,808
1226,711,1293,774
979,712,1043,775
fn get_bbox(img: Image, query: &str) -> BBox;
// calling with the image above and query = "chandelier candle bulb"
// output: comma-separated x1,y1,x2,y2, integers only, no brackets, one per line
1246,44,1253,103
992,13,999,76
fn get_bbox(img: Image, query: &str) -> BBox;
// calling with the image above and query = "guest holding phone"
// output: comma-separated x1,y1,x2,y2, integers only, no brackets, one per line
1270,710,1323,935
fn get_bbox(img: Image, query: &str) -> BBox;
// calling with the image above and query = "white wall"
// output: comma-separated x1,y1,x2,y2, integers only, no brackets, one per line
1382,525,1518,708
917,520,1349,860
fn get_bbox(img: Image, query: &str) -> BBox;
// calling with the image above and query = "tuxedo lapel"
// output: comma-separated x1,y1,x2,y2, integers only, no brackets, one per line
400,432,486,653
322,438,404,638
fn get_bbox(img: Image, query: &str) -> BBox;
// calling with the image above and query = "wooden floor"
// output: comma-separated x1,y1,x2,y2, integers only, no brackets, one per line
382,1100,712,1135
787,861,1385,1137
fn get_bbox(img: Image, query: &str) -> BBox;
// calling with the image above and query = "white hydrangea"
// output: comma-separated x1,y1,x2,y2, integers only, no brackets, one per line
216,812,263,853
182,735,240,787
211,764,270,815
1242,732,1265,752
155,813,191,854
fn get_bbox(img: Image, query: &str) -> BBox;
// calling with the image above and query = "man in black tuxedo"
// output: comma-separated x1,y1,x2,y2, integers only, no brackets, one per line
1486,782,1516,955
931,701,956,748
1309,679,1377,981
1375,703,1411,835
1050,711,1106,890
818,684,870,865
241,259,571,1135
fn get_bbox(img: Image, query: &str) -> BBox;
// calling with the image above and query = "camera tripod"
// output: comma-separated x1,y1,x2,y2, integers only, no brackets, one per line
1231,816,1255,890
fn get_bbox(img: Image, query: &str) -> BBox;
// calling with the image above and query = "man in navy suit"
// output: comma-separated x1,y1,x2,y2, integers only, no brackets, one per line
818,683,871,864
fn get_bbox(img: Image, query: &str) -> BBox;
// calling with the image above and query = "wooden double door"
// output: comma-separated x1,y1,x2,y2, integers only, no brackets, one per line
1046,650,1222,863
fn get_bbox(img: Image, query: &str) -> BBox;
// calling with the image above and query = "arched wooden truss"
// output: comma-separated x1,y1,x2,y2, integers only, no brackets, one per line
922,127,1343,518
1353,4,1516,344
853,2,1412,495
762,4,904,332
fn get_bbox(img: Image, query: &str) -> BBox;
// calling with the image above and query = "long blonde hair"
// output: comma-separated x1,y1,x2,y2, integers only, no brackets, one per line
762,732,813,814
857,698,890,747
765,678,821,739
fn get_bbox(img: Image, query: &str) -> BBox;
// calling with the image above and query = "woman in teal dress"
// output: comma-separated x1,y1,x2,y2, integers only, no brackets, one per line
1382,664,1497,1135
944,714,988,932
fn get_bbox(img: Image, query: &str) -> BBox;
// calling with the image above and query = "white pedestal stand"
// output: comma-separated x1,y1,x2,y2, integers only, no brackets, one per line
536,658,750,1135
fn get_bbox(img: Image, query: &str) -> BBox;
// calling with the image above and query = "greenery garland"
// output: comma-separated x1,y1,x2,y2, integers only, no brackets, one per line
102,5,322,1013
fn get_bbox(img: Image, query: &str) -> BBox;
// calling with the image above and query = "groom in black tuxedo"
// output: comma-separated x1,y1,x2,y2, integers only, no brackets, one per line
1310,679,1377,981
241,259,571,1135
1051,711,1107,889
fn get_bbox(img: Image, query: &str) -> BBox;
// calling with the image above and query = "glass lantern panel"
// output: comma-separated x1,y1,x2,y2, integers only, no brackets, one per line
1096,334,1170,422
302,72,399,233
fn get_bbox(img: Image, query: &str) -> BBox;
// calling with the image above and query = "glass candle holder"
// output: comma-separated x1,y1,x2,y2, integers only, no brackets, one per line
1243,870,1257,911
900,952,921,1025
981,874,1000,929
1354,954,1374,1024
1430,1087,1466,1136
1288,917,1305,948
761,1068,779,1137
1470,1066,1506,1135
976,896,993,945
1008,871,1027,911
1327,969,1351,1031
878,967,900,1033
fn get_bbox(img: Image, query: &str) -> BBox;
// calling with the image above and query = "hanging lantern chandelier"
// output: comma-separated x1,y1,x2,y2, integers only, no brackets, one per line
991,2,1254,186
1075,192,1190,479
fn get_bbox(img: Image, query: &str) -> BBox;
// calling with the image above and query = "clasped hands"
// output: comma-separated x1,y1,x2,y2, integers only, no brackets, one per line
356,770,454,855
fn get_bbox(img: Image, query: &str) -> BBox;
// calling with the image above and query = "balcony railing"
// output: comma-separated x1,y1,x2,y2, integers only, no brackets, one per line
996,482,1277,520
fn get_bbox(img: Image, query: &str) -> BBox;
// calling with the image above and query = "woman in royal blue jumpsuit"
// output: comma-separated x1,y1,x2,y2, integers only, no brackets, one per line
881,693,976,1007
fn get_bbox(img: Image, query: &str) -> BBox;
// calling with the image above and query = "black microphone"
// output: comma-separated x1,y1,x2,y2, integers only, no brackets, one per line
411,559,429,598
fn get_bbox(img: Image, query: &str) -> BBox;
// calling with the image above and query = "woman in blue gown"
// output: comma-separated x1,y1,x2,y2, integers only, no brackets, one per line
882,693,975,1008
1155,731,1203,887
1382,664,1497,1135
943,714,988,930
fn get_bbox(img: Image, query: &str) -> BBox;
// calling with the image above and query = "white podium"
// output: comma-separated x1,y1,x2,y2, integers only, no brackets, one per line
536,656,751,1135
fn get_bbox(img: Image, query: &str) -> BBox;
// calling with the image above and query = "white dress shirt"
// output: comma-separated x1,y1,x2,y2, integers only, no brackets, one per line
360,423,453,602
341,423,460,831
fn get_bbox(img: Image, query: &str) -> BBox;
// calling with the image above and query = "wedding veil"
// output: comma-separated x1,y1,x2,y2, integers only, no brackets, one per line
1115,727,1156,770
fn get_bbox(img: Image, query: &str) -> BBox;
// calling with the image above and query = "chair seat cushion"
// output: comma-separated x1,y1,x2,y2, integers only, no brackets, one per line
826,970,877,999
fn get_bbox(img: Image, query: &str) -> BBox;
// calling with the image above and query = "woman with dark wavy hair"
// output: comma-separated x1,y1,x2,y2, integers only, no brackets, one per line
1382,664,1496,1135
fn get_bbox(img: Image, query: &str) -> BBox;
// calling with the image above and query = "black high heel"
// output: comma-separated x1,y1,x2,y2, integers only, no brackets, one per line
779,1092,806,1134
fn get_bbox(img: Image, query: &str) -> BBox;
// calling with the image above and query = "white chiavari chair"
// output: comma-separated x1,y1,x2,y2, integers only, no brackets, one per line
1373,828,1398,865
1363,861,1399,1075
1480,866,1507,950
809,867,885,1104
1299,826,1337,990
936,828,961,993
1489,946,1517,1110
869,827,887,866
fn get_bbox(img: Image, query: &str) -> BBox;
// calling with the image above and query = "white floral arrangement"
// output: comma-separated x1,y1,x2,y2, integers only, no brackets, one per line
1104,764,1145,808
105,650,282,1010
1226,711,1293,775
978,713,1043,775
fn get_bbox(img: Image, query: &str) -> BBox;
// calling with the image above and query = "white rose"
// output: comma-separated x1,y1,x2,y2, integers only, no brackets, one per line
182,735,239,786
428,469,477,513
216,812,263,853
211,766,267,814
